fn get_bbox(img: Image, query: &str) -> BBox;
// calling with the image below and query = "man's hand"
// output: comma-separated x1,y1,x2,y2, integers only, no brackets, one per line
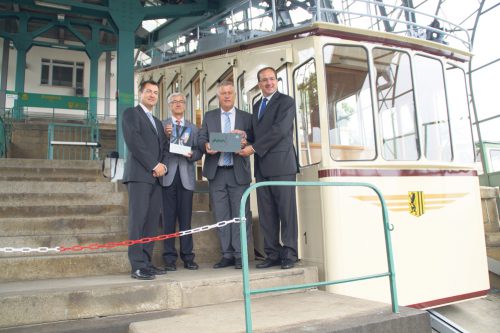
205,142,219,155
183,151,193,158
238,145,254,157
232,129,247,148
152,163,167,177
164,123,173,138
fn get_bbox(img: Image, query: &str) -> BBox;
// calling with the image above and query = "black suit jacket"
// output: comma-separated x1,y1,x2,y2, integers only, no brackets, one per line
122,105,169,184
198,108,252,185
251,92,298,178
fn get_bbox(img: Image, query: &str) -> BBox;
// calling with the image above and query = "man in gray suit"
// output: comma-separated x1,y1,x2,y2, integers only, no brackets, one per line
239,67,299,269
122,80,169,280
199,81,252,269
161,92,203,271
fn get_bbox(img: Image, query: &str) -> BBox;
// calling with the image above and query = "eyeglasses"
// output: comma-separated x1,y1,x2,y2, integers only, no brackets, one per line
143,89,159,96
170,100,186,104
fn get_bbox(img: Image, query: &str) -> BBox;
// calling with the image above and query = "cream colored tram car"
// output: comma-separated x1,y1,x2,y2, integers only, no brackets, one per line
138,22,489,309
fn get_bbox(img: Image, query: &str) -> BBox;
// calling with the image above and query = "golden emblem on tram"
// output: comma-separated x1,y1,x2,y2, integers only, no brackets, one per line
409,191,425,217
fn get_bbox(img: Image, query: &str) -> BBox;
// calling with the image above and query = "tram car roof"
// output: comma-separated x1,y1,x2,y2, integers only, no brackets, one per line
138,21,472,73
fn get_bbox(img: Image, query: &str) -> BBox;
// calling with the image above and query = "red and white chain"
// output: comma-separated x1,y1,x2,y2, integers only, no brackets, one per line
0,218,241,253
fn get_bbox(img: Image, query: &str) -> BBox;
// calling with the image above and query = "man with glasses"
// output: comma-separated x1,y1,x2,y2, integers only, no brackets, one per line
122,80,169,280
161,92,202,271
199,81,252,269
239,67,299,269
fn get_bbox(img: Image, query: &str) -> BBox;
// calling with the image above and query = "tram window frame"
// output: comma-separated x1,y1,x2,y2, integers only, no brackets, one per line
323,44,377,162
445,63,475,164
208,95,218,111
413,54,453,162
237,71,250,113
373,47,420,161
293,57,321,167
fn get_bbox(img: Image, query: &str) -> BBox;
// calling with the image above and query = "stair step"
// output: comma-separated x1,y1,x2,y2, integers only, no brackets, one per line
0,204,127,218
0,216,128,236
0,180,122,194
0,158,102,169
0,232,129,250
0,265,319,328
0,192,127,207
0,175,107,182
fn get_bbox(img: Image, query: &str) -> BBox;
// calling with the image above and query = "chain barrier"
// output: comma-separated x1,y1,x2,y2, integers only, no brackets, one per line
0,218,241,254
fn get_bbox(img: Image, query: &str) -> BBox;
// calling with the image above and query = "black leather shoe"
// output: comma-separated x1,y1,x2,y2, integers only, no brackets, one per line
256,258,281,269
213,257,235,268
148,266,167,275
281,259,295,269
131,268,155,280
165,263,177,271
234,258,242,269
184,261,199,270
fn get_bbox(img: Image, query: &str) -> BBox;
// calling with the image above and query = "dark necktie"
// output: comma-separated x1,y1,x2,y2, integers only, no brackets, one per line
175,120,181,140
258,98,268,120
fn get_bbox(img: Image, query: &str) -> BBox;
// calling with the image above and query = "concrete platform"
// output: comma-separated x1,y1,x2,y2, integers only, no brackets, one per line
129,290,430,333
433,291,500,333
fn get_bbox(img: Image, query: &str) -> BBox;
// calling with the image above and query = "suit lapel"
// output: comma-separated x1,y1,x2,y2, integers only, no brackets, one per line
214,109,222,133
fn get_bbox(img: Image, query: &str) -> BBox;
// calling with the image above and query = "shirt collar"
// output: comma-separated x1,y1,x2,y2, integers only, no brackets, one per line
139,103,153,114
172,117,185,125
262,91,277,102
221,107,235,115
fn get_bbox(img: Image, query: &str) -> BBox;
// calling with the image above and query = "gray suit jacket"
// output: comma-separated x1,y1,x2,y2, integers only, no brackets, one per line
251,92,299,178
198,108,252,185
161,118,203,191
122,105,169,184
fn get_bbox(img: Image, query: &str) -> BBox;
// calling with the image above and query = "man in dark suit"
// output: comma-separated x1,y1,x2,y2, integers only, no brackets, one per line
199,81,252,269
239,67,299,269
161,92,202,271
122,80,169,280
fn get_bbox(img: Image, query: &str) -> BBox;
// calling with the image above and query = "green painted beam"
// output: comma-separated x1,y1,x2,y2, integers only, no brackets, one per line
143,1,208,20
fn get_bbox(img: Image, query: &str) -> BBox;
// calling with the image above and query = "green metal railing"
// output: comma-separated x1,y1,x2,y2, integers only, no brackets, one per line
238,181,398,332
48,122,100,160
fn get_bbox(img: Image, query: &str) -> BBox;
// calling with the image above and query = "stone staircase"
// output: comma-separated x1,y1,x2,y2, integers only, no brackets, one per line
0,158,321,331
481,186,500,290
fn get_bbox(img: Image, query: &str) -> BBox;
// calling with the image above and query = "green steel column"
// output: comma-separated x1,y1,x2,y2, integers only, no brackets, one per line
86,25,103,124
109,0,144,157
12,15,31,120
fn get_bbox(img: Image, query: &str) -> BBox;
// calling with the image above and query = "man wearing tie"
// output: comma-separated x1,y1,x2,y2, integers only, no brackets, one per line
161,92,202,271
239,67,299,269
199,81,252,269
122,80,169,280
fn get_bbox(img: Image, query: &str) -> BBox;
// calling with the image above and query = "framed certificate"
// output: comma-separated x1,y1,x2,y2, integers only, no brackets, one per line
169,124,192,155
209,132,241,152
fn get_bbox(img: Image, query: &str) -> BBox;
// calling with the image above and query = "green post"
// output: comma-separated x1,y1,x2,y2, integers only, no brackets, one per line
239,181,399,332
108,0,144,159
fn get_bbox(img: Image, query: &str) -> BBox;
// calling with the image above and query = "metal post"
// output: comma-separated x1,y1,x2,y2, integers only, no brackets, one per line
271,0,277,32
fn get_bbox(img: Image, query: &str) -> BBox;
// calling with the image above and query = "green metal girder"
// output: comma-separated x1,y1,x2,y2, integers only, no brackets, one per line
143,1,208,20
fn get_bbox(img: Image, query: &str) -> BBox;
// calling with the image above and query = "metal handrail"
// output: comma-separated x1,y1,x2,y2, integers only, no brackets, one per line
239,180,398,333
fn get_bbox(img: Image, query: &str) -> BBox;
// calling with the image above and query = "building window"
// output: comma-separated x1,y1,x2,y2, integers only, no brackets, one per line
41,59,84,88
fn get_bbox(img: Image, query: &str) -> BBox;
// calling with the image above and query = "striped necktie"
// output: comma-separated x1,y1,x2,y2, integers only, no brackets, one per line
222,112,232,166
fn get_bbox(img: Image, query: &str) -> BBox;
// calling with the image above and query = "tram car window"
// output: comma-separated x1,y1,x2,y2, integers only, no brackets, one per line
323,44,376,161
414,55,452,162
373,48,419,161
